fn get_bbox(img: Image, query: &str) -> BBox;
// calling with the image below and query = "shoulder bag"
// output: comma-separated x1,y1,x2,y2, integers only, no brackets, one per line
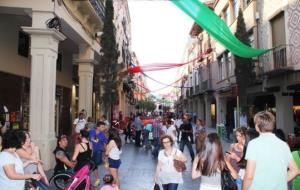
221,166,237,190
173,150,186,172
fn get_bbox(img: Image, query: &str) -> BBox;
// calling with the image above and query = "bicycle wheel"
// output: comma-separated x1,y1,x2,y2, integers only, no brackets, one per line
50,172,72,190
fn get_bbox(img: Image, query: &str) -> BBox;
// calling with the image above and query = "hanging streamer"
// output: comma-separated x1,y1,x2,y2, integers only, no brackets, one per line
128,48,211,74
172,0,270,58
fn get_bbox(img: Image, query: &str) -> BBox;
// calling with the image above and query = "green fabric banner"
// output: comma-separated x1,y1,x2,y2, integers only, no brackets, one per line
172,0,270,58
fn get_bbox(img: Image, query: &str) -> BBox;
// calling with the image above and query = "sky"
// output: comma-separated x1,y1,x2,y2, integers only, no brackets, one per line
128,0,193,99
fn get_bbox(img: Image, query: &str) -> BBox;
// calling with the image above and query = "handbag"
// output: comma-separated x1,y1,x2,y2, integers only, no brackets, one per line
221,166,237,190
151,183,160,190
173,150,186,172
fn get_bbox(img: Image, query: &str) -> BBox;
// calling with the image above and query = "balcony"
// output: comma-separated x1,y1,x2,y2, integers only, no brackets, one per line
273,47,287,69
195,85,200,95
89,0,105,21
202,79,212,91
63,0,104,34
190,87,194,96
185,89,189,97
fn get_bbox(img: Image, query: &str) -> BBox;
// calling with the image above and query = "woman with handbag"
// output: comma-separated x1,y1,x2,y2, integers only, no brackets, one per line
192,133,237,190
154,135,187,190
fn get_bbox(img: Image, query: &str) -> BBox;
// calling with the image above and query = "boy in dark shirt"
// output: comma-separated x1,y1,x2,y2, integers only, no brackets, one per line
179,114,195,161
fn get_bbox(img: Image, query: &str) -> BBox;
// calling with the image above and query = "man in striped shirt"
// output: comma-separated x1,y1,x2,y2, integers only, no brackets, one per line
152,118,162,158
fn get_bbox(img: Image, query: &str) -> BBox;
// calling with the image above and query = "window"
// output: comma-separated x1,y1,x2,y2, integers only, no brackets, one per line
248,30,254,47
18,31,30,58
271,12,286,47
218,56,226,80
228,52,235,76
271,12,287,68
233,0,239,19
194,70,199,85
223,6,231,25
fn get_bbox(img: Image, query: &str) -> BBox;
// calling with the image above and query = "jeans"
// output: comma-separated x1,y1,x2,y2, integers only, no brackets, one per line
125,129,131,142
180,138,195,160
31,180,49,190
152,137,161,157
135,130,142,146
162,183,178,190
143,130,150,146
236,177,242,190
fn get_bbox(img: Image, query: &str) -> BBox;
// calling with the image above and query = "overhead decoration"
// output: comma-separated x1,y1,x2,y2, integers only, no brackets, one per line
172,0,271,58
128,48,212,74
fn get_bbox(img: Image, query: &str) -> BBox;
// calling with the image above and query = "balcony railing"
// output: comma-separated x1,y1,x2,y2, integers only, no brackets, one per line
190,87,194,96
273,47,287,70
186,89,189,97
202,79,212,91
195,85,200,95
89,0,105,21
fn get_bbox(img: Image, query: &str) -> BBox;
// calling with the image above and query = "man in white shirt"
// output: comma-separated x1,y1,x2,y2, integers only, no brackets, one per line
73,112,86,142
174,116,183,142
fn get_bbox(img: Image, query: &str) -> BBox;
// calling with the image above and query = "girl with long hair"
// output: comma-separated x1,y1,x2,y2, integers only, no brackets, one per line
226,127,247,173
105,128,122,188
72,129,92,172
192,133,236,190
195,119,206,153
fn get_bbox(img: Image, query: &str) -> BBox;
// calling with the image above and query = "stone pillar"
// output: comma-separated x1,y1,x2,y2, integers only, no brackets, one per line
22,27,66,170
205,95,212,128
75,59,96,118
216,95,227,124
275,93,294,135
198,98,205,120
75,45,97,118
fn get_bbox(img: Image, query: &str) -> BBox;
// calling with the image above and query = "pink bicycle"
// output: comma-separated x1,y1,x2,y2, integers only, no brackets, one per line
64,160,95,190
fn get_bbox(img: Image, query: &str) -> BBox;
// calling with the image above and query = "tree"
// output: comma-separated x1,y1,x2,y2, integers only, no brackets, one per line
97,0,119,114
234,9,255,112
137,99,156,113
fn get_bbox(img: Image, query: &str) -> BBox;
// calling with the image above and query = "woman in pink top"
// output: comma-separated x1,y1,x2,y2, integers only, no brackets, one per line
100,174,119,190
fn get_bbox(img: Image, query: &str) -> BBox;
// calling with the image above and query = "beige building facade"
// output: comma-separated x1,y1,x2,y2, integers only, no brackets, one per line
0,0,133,169
176,0,300,136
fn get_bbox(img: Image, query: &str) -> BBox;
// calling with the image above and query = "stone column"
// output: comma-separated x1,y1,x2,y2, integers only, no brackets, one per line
75,59,96,118
275,93,294,135
75,45,97,118
22,27,66,170
198,98,205,120
216,94,227,124
205,95,212,128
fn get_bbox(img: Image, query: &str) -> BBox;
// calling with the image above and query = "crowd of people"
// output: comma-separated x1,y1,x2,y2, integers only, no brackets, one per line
1,110,300,190
146,111,300,190
0,111,122,190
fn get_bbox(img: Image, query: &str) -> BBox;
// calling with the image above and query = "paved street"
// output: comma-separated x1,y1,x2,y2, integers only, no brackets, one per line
47,128,230,190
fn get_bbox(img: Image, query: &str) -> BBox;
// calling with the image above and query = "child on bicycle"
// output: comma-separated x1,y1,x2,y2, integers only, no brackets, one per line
100,174,119,190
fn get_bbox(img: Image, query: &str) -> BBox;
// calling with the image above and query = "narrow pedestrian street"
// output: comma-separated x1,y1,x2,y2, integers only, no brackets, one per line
117,128,230,190
116,128,229,190
46,128,230,190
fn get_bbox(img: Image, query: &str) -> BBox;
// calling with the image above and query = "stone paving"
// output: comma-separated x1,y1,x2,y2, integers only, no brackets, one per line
47,128,231,190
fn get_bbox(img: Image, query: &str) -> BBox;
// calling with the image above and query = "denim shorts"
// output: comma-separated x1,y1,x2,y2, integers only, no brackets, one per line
92,151,103,166
108,158,121,169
